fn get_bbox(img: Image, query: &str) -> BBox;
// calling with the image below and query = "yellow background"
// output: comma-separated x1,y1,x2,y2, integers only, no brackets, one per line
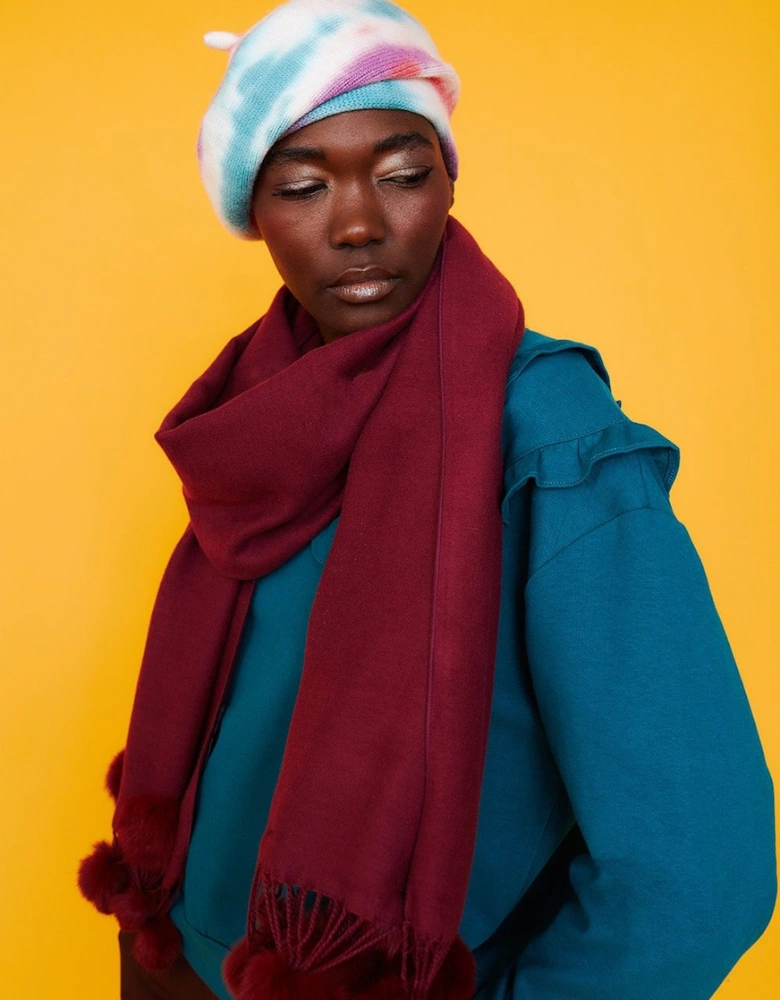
1,0,777,995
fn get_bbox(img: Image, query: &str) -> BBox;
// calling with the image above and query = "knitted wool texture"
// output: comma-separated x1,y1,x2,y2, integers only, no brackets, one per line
197,0,460,239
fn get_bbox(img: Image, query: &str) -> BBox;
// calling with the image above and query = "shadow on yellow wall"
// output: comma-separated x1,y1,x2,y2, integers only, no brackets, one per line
0,1,777,996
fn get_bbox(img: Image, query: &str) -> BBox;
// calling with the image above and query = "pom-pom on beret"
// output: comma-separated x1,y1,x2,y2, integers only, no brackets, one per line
197,0,460,240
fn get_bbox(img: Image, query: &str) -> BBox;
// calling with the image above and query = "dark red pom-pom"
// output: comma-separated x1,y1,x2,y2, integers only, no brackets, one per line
350,934,475,1000
114,794,179,870
222,935,252,995
112,884,165,932
223,934,410,1000
352,979,404,998
427,936,476,1000
105,748,125,801
76,839,130,914
349,959,405,999
222,923,468,999
223,939,352,1000
131,914,182,971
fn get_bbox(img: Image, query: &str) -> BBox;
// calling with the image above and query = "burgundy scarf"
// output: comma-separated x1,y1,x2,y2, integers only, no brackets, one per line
78,216,525,999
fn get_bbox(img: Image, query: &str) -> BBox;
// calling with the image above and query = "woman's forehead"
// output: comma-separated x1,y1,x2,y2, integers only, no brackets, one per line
265,108,438,161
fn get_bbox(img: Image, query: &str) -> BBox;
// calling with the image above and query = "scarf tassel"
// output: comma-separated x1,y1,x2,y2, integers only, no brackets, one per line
79,749,476,995
222,873,476,1000
77,747,184,971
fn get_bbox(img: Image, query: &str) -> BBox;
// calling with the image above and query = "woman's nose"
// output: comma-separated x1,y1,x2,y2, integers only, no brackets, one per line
328,180,387,248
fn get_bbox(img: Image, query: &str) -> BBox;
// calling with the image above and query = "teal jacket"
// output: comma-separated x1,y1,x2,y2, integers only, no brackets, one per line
168,328,776,999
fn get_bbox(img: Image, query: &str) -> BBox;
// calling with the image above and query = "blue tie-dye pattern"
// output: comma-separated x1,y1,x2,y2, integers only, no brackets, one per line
219,10,358,231
314,11,348,35
290,80,425,131
220,36,321,230
200,0,459,237
360,0,415,25
227,9,345,77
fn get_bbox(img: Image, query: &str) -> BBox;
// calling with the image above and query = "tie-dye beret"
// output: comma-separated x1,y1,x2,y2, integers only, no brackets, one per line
197,0,460,240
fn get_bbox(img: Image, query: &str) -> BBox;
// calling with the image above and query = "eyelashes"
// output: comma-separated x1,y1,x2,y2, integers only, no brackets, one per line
272,167,434,200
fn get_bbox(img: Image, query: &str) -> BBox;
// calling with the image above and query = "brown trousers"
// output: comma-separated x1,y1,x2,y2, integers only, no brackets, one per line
118,931,221,1000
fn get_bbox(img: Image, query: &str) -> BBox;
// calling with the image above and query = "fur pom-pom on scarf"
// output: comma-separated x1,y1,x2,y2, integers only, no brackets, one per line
78,216,525,999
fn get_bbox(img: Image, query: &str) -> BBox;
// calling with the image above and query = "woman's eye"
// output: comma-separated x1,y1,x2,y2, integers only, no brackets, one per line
272,168,433,200
384,168,433,186
273,184,325,200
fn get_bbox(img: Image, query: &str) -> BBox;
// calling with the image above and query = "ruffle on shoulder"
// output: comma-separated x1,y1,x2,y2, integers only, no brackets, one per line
501,417,680,524
500,329,681,525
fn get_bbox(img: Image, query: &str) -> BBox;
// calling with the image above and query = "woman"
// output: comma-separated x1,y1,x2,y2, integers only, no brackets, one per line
77,2,776,998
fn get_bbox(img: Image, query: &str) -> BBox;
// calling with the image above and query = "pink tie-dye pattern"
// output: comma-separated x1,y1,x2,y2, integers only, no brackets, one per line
309,43,456,114
427,75,457,115
198,1,461,237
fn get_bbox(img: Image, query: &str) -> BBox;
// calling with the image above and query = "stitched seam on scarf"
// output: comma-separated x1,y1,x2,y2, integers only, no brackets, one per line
426,244,447,838
407,242,448,898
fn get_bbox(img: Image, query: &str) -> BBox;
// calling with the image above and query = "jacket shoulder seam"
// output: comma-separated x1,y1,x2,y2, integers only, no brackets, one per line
524,505,681,587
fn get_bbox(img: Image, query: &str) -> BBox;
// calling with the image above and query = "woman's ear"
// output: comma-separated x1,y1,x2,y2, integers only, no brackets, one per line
250,206,265,242
449,178,455,208
250,174,265,241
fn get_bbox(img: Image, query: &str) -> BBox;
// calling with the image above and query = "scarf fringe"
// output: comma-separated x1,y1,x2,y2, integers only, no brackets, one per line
78,749,477,994
221,871,476,999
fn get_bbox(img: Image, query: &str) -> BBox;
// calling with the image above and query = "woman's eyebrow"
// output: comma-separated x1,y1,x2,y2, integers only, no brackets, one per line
262,131,435,169
374,131,435,155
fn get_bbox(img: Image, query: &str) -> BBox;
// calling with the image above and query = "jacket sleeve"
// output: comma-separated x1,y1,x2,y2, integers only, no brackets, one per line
509,483,776,999
495,335,776,999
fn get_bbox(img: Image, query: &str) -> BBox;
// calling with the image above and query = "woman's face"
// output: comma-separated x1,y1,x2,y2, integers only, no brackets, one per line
251,108,455,344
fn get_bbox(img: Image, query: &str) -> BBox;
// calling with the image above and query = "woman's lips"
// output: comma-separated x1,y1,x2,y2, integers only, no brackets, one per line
327,277,401,303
